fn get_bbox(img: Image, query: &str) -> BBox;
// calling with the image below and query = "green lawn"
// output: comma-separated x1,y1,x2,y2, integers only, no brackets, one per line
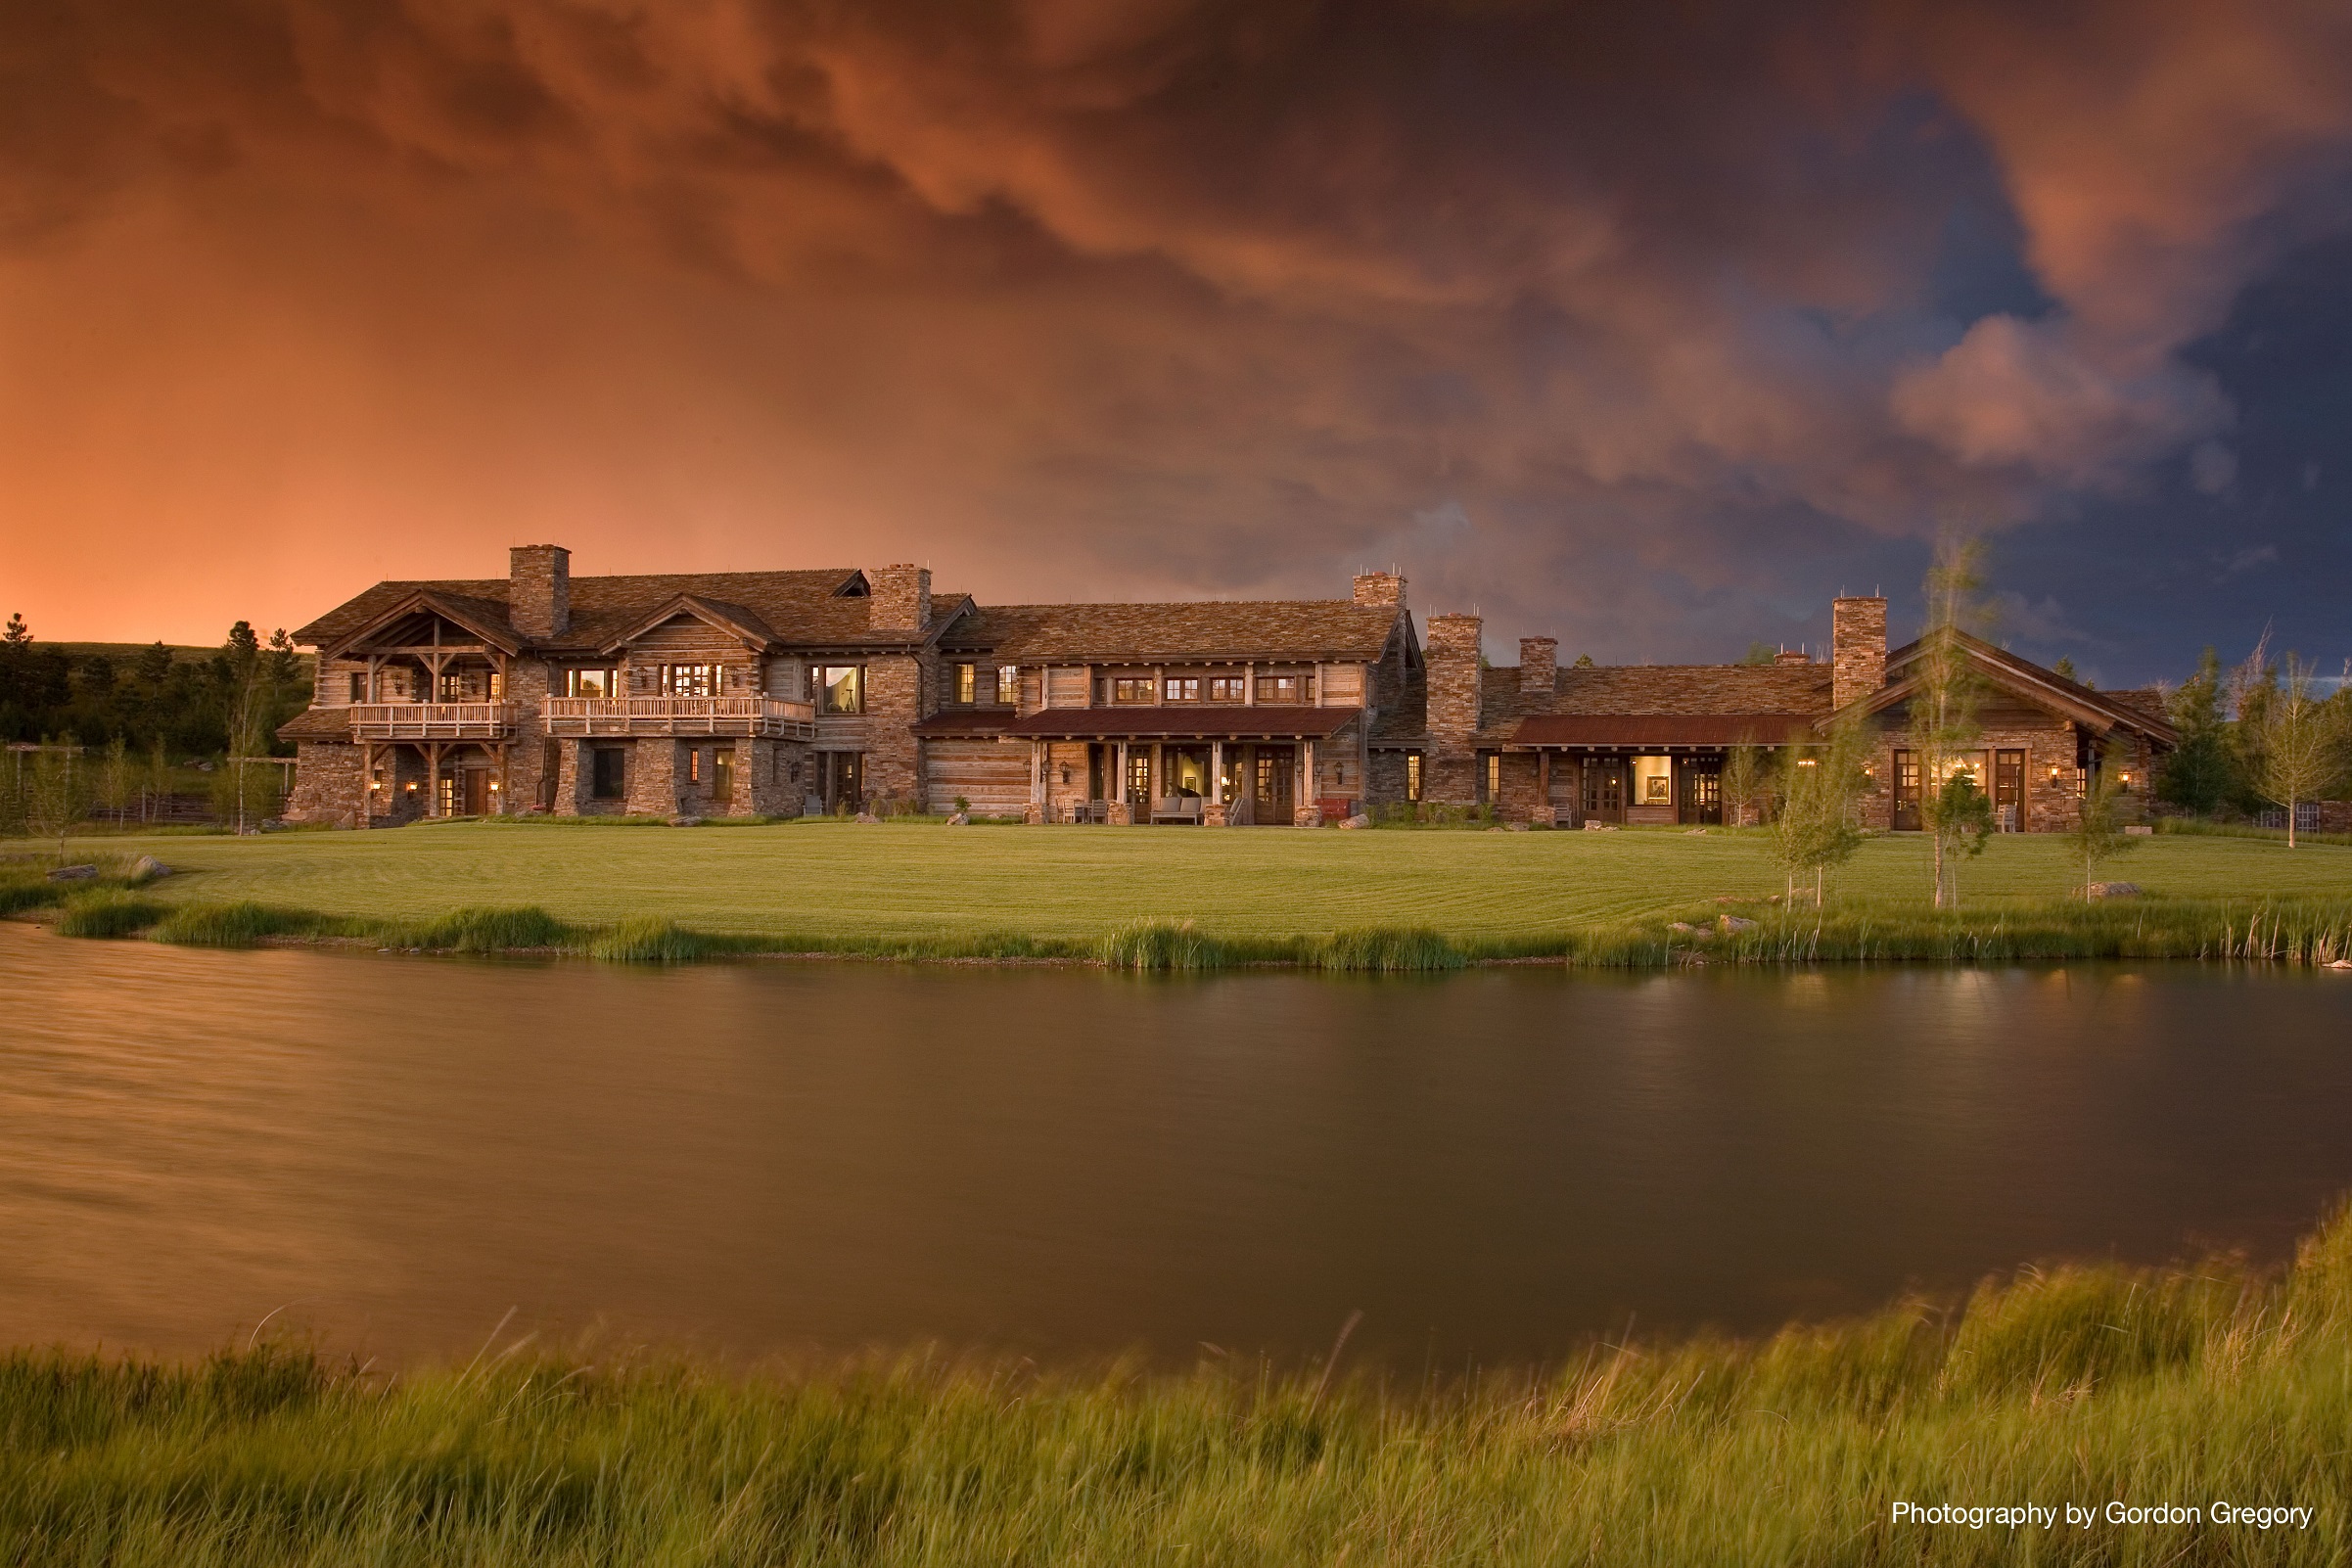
23,820,2352,941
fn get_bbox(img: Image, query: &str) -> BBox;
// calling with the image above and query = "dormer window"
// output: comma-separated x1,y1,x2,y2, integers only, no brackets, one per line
955,663,976,704
996,665,1018,704
833,573,869,597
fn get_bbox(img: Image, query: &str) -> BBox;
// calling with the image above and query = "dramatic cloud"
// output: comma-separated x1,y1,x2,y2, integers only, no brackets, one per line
3,0,2351,673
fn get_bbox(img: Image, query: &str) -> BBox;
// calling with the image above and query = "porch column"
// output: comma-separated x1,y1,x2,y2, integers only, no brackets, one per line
1210,740,1223,803
356,740,371,830
1027,739,1044,824
426,742,443,818
1298,740,1314,825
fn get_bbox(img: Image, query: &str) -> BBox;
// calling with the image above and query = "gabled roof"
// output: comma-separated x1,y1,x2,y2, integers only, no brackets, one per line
1489,662,1833,745
1842,629,2179,744
935,601,1406,665
1514,713,1821,747
294,570,973,654
317,588,526,659
597,593,778,656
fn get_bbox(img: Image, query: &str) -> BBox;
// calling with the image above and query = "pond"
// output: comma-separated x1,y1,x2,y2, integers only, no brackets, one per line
5,922,2351,1367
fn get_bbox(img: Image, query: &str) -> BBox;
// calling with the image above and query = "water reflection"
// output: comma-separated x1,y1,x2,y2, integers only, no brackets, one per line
3,923,2350,1366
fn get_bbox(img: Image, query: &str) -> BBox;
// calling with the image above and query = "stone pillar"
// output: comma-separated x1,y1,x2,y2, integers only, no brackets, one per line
1832,596,1887,711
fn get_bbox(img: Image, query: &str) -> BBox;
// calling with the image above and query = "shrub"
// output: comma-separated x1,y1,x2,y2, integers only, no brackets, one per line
56,892,169,939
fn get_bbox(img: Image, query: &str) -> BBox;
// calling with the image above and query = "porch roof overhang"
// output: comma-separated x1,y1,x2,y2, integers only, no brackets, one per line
1842,629,2181,745
1000,706,1358,741
1510,713,1820,748
324,589,525,661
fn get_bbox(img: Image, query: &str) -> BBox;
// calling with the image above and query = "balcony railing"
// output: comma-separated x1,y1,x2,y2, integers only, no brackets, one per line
346,702,520,739
540,695,817,739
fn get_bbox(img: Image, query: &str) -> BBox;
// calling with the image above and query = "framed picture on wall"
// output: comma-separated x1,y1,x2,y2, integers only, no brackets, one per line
1645,775,1671,802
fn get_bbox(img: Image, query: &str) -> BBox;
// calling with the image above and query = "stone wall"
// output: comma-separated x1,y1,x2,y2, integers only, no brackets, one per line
623,739,680,817
284,741,362,826
1423,613,1483,805
1857,708,2087,832
861,655,926,807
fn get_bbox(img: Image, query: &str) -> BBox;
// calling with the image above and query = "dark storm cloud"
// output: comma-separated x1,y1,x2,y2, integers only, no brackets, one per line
4,0,2351,674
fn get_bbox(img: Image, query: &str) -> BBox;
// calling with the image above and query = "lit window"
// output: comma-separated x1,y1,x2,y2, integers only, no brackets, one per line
663,664,716,698
955,663,975,704
1407,753,1422,802
1209,675,1246,702
347,672,366,703
818,666,863,715
1113,676,1157,703
1256,674,1313,703
1485,754,1500,802
1165,677,1200,702
567,669,619,699
996,665,1019,704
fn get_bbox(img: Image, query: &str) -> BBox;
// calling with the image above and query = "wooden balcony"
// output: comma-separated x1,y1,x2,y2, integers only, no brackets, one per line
346,702,520,740
540,696,817,740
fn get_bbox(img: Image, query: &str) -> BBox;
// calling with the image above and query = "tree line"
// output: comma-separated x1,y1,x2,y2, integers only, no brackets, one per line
1,614,312,840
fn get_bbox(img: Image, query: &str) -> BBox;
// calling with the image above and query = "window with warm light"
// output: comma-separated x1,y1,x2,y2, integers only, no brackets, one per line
996,665,1019,704
955,664,976,704
1112,676,1157,703
1165,677,1200,702
663,664,717,698
566,668,620,699
1407,753,1422,802
817,666,863,715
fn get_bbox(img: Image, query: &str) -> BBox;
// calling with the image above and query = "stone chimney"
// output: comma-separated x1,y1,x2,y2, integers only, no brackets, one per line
867,565,932,635
509,545,570,641
1831,596,1887,710
1425,613,1484,743
1353,571,1407,609
1775,648,1813,666
1518,636,1557,704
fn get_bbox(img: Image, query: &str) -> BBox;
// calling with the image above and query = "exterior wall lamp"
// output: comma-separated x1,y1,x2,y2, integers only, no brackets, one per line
1060,766,1072,785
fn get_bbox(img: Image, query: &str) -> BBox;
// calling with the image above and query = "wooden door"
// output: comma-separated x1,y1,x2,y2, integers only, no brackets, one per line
460,769,489,815
1255,748,1294,822
1681,760,1723,825
1891,748,1921,831
1582,758,1627,822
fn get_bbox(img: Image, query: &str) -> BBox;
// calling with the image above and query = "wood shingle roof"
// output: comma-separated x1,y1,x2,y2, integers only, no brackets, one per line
935,601,1404,665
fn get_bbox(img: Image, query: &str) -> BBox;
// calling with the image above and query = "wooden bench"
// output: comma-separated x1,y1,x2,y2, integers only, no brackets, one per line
1150,796,1205,825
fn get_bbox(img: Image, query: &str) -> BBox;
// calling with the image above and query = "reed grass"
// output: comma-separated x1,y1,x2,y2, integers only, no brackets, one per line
6,1203,2352,1565
52,891,170,938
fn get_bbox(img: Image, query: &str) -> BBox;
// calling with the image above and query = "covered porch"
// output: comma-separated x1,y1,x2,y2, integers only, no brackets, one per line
1510,714,1817,826
1000,708,1360,825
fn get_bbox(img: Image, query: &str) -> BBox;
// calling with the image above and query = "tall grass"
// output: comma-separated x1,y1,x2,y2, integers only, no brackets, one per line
6,1203,2352,1564
52,890,169,938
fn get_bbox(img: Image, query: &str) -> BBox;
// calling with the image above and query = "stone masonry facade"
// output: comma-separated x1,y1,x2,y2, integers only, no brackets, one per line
282,550,2176,830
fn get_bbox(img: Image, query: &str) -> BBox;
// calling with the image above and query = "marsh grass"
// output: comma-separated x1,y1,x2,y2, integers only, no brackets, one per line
52,891,170,938
7,1204,2352,1565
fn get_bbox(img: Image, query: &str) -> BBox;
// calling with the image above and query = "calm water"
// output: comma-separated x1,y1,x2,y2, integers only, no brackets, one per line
5,921,2352,1367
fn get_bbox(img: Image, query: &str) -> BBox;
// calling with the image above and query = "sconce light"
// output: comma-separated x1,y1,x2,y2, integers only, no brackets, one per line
1797,757,1818,768
2118,771,2133,788
404,781,418,792
1060,766,1072,785
2049,763,2064,783
488,780,501,792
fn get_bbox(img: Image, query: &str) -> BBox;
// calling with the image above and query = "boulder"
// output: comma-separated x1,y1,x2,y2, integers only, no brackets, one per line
1336,813,1373,829
668,814,696,827
853,811,883,825
2087,881,2142,899
1507,820,1532,832
45,864,99,882
128,855,170,882
1719,915,1758,933
1582,820,1618,832
945,811,970,826
1685,827,1708,835
2124,824,2155,836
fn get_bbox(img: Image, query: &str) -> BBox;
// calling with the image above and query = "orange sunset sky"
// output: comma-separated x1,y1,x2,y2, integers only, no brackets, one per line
4,0,2350,678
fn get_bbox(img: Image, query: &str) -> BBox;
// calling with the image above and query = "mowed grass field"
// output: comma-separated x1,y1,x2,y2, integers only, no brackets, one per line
34,820,2352,941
